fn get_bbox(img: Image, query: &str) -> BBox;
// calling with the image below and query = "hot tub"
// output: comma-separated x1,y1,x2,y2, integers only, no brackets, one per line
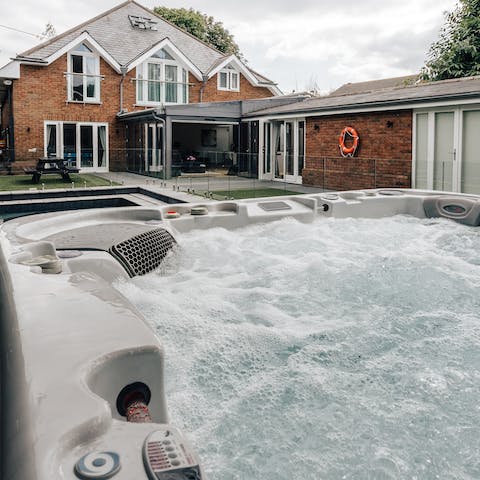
1,189,479,480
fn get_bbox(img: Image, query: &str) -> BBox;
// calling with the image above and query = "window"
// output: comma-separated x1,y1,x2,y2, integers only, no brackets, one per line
44,121,108,170
67,43,100,102
136,48,188,105
217,67,240,92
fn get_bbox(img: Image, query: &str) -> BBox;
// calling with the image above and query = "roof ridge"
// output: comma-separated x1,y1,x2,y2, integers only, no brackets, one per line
131,1,228,60
18,0,133,58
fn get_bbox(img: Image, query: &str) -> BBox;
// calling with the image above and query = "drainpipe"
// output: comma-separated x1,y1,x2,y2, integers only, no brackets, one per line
199,74,208,103
152,111,167,180
5,80,14,165
119,66,128,114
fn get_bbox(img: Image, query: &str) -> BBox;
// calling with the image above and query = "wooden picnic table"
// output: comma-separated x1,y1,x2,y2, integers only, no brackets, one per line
24,158,80,184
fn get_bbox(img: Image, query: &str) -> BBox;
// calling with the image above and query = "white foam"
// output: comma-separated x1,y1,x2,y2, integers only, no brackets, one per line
116,215,480,479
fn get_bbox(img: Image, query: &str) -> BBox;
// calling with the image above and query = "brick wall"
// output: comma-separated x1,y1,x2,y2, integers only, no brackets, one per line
12,56,132,170
11,55,273,170
303,110,412,190
189,72,273,103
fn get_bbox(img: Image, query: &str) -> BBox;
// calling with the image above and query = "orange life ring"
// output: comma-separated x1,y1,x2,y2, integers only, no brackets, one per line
338,126,359,157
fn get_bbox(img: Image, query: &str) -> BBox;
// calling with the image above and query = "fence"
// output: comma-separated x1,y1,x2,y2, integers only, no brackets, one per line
11,147,477,197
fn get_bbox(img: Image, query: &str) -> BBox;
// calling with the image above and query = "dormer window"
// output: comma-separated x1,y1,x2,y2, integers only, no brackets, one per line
218,66,240,92
67,43,100,102
136,48,188,105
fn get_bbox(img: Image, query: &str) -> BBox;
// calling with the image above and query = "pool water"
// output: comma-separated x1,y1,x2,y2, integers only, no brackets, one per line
117,215,480,479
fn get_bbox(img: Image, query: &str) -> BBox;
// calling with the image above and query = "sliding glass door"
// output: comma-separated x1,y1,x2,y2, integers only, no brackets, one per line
414,107,480,193
44,122,109,171
145,123,164,173
264,119,305,183
433,112,454,191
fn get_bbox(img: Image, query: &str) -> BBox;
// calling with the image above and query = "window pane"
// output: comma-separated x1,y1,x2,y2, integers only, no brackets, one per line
98,126,107,168
72,55,83,73
85,57,97,98
80,125,94,168
297,120,305,175
286,122,294,176
461,110,480,194
415,113,428,189
85,56,96,75
264,123,271,174
46,124,57,157
73,74,83,100
137,71,144,101
152,48,174,60
165,65,177,103
148,63,161,102
63,124,77,166
74,43,92,52
231,72,239,90
182,69,187,103
86,77,96,98
219,72,227,88
434,112,454,191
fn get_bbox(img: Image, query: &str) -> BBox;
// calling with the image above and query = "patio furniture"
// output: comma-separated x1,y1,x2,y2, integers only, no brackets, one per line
24,158,80,184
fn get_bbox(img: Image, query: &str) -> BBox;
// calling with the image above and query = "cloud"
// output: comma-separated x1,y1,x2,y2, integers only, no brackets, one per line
0,0,457,92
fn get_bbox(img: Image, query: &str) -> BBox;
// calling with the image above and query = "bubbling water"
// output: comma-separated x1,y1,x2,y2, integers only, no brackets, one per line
116,215,480,480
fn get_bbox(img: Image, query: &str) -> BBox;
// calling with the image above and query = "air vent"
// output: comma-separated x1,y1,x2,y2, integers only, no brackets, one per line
109,228,176,277
128,15,158,30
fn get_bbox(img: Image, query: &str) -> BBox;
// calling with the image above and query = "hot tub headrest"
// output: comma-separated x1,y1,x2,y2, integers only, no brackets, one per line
423,196,480,226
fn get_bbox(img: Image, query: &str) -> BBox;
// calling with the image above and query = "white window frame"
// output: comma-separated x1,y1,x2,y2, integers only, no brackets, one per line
136,57,188,106
217,68,240,92
412,105,480,192
66,44,101,103
259,118,304,184
43,121,109,172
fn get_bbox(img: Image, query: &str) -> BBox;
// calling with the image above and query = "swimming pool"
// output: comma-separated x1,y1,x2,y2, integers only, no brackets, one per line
117,214,480,479
1,189,479,480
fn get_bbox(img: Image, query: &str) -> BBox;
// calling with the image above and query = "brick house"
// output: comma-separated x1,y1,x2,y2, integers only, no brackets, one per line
242,75,480,194
0,0,281,174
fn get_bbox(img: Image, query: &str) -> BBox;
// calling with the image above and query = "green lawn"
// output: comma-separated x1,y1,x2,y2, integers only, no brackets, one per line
0,174,118,191
212,188,302,200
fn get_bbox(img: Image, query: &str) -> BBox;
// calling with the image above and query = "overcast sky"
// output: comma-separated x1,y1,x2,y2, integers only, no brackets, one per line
0,0,458,93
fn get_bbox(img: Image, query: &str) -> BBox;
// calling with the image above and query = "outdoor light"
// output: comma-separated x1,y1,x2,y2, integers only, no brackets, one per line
314,124,320,131
3,79,12,86
386,120,394,128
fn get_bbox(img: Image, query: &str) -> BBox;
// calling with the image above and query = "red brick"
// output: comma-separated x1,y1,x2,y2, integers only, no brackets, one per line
304,111,412,190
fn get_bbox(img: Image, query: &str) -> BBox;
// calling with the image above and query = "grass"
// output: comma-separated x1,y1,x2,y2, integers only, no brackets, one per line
0,174,118,191
211,187,302,200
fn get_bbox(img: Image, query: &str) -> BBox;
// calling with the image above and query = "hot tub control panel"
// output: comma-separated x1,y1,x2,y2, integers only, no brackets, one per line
143,429,203,480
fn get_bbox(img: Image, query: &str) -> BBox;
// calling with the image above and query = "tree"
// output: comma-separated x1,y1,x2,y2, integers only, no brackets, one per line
42,22,56,39
422,0,480,80
153,7,244,61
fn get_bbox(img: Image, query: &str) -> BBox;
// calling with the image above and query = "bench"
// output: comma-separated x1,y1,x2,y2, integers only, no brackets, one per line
24,158,80,184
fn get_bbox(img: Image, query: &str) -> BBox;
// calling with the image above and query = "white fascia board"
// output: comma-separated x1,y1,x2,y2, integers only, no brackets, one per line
126,38,203,80
45,32,122,73
266,84,282,96
245,96,480,121
0,61,20,79
207,55,260,86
